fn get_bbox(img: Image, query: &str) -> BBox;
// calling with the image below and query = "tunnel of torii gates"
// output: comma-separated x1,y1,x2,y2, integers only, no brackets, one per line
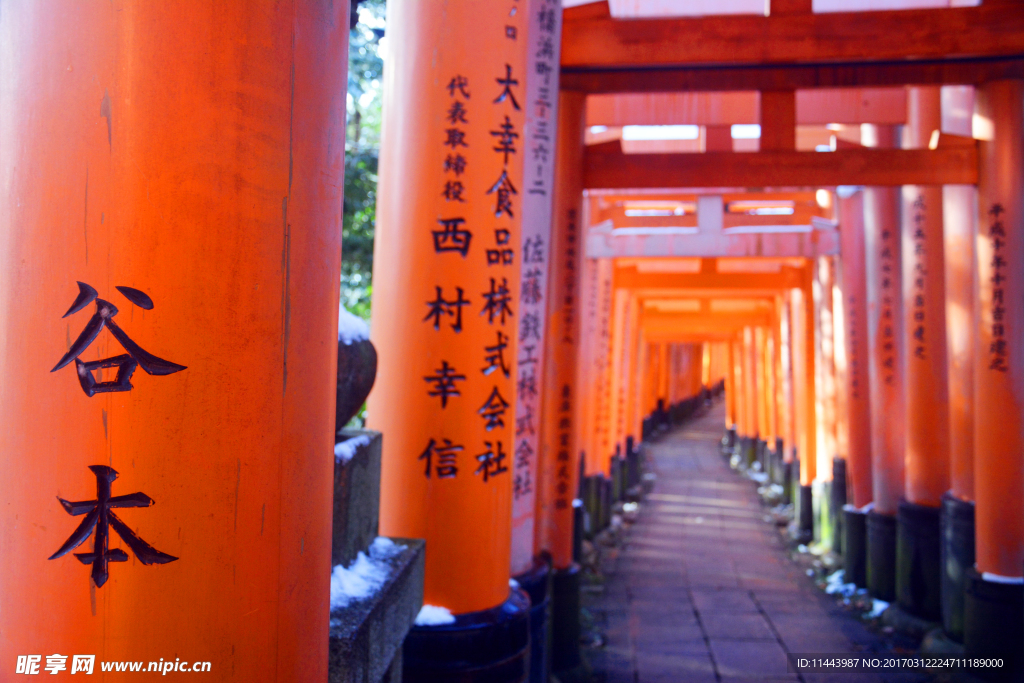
2,0,1024,681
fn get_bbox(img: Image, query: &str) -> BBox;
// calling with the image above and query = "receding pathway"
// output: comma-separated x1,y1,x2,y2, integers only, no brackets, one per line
587,403,929,683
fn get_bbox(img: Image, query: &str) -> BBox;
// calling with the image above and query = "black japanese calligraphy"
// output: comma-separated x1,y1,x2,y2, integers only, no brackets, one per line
478,386,510,431
424,360,466,408
481,277,514,324
52,282,187,397
419,438,462,479
49,465,177,588
482,330,511,377
433,218,473,257
475,440,508,482
424,286,470,332
493,64,520,111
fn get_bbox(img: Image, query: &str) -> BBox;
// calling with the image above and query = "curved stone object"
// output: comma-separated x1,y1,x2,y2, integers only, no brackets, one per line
336,338,378,432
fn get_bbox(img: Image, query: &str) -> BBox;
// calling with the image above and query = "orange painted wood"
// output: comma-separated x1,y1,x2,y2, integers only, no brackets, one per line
561,57,1024,95
536,91,587,570
761,90,797,152
944,185,977,503
973,80,1024,578
901,87,950,508
839,191,874,508
562,5,1024,70
582,145,978,190
369,0,528,614
0,2,348,679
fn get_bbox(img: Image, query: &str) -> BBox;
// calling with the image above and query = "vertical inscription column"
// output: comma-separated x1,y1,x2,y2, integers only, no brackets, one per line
896,86,949,622
370,3,529,666
964,80,1024,665
510,0,562,582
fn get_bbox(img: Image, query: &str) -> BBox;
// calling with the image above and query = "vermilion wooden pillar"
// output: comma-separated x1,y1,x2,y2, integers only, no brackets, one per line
964,80,1024,666
863,124,905,601
0,3,348,680
536,86,585,519
839,190,873,508
941,182,978,642
896,86,949,622
370,0,527,629
539,87,588,680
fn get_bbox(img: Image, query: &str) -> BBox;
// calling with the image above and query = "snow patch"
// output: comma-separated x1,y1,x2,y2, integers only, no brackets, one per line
330,537,405,611
335,434,372,463
338,305,370,345
415,604,456,626
865,599,889,618
824,569,858,598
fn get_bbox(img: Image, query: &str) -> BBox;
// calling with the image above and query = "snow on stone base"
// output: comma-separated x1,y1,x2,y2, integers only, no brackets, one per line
330,537,405,611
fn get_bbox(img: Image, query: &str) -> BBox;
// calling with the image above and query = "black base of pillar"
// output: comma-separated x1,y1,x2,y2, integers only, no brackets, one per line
743,437,756,469
514,560,551,683
551,564,589,681
600,476,612,530
784,458,798,506
572,501,583,564
867,510,897,602
796,484,814,542
832,458,847,556
610,456,623,503
843,506,868,588
940,492,975,644
402,589,530,683
896,500,942,622
963,568,1024,681
721,426,737,455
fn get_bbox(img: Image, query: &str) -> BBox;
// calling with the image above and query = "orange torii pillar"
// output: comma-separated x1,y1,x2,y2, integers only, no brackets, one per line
741,326,760,468
792,282,818,542
863,123,905,602
724,339,739,451
0,5,347,682
755,326,770,469
368,1,530,678
839,189,874,588
777,298,798,501
895,87,950,623
964,79,1024,666
940,182,977,642
813,257,838,548
537,88,588,681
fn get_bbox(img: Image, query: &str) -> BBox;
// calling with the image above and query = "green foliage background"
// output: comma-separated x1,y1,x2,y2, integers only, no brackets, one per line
342,0,386,320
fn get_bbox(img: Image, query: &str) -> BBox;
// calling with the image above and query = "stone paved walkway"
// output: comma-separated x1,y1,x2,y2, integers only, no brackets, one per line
586,402,929,683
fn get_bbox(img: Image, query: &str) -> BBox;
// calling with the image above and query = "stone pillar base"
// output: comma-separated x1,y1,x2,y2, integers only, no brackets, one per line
551,565,590,682
514,560,552,683
867,510,897,602
843,506,868,588
940,492,975,643
795,484,814,543
964,568,1024,681
896,500,941,621
402,589,530,683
